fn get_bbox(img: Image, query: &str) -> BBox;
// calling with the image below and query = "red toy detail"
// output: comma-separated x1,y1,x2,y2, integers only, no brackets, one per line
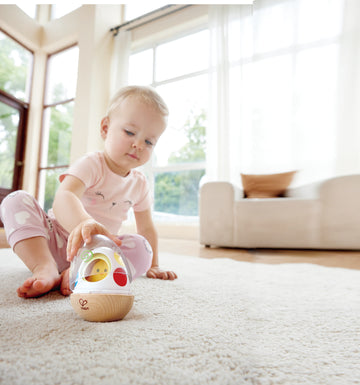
113,267,128,286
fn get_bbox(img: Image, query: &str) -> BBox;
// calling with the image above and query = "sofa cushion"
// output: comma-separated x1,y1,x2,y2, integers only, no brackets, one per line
241,171,297,198
235,198,320,248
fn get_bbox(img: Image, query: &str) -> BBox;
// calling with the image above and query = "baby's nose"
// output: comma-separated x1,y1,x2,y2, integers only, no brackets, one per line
132,141,143,150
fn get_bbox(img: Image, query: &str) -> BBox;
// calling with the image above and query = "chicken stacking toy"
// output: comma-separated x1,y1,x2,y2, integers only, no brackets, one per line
69,234,134,322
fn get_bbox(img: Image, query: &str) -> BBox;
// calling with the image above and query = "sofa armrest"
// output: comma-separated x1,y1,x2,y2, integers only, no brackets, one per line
199,182,243,247
319,174,360,248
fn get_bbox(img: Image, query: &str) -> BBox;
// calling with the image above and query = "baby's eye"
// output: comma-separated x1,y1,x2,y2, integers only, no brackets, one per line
124,129,134,136
145,139,153,146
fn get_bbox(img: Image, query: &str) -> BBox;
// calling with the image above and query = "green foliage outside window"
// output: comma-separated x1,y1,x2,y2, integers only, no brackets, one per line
43,100,73,212
0,31,31,101
154,110,206,216
155,169,205,216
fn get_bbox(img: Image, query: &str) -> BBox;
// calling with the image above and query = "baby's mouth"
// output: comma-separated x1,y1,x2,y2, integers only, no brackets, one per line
127,153,139,160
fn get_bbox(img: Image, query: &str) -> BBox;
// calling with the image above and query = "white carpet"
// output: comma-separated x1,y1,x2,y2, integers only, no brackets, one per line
1,247,360,385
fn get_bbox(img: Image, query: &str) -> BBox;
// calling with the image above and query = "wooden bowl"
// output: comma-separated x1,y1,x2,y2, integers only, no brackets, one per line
70,293,134,322
241,171,297,198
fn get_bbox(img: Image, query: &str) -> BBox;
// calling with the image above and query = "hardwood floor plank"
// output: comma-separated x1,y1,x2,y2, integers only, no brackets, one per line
158,238,360,270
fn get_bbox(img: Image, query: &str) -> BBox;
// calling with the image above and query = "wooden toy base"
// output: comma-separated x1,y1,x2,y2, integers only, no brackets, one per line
70,293,134,322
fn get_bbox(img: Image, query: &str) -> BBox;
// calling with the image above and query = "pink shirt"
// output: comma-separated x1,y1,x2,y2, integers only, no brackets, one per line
58,152,152,234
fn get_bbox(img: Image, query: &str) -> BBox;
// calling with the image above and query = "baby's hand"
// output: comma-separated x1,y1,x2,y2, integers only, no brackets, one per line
146,266,177,280
66,219,122,261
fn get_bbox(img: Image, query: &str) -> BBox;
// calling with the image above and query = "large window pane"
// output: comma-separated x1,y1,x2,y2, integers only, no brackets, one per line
129,28,209,221
129,49,153,85
45,46,79,104
41,102,74,168
0,102,19,188
0,31,32,102
155,75,208,167
38,168,67,213
154,169,205,216
155,30,209,82
39,45,78,210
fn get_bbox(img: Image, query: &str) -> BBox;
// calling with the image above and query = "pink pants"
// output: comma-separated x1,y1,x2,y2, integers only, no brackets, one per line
0,190,152,279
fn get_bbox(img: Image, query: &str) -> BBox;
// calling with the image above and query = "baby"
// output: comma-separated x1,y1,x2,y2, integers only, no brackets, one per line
0,85,177,298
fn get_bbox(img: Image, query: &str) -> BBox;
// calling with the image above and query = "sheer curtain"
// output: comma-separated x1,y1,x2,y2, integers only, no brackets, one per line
110,29,131,97
208,0,360,187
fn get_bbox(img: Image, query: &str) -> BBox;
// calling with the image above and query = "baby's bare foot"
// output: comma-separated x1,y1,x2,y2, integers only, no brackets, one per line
17,266,62,298
60,268,72,296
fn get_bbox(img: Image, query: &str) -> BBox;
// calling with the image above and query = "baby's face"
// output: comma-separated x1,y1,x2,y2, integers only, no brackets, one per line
101,97,167,176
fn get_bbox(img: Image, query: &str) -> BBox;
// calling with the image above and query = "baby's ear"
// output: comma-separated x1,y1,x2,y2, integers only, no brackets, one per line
100,117,110,138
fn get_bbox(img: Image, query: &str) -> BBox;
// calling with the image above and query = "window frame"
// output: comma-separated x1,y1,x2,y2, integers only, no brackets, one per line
0,89,28,202
36,43,78,206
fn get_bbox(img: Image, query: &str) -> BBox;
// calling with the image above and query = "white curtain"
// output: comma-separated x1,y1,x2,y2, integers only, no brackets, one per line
110,29,131,97
335,0,360,175
208,0,360,187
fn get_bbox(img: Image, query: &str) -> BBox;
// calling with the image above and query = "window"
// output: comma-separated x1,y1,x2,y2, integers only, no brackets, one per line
220,0,344,183
38,46,79,211
0,92,27,206
129,29,209,221
0,30,33,102
0,31,32,206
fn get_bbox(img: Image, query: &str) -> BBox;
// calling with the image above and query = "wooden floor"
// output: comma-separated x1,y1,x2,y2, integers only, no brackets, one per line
159,238,360,271
2,229,360,271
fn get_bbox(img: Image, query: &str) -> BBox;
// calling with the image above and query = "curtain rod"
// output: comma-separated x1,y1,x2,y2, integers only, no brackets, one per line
110,4,191,36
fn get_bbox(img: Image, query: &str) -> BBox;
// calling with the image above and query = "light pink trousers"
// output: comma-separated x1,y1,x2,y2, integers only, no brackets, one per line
0,190,152,279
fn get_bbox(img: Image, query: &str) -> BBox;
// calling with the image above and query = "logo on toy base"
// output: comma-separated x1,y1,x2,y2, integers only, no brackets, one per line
79,298,89,310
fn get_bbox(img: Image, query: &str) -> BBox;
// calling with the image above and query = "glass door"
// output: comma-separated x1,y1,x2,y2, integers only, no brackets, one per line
0,91,27,205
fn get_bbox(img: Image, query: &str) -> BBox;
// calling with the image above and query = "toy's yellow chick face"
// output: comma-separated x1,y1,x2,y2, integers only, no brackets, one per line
86,259,109,282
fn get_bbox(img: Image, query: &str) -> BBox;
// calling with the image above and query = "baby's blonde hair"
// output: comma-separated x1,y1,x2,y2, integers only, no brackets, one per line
107,85,169,118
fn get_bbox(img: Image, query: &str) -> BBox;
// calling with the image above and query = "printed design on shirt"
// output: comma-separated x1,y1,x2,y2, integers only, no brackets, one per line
110,200,133,211
95,191,105,200
93,191,133,211
109,199,133,211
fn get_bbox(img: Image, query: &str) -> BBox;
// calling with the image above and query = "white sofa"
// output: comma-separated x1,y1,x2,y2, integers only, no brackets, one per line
199,175,360,250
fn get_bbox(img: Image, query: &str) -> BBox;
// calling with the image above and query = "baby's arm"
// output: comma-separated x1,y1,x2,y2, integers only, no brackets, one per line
134,209,177,280
52,175,121,261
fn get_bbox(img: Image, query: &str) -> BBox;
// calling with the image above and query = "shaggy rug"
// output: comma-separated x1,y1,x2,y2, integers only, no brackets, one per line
1,247,360,385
